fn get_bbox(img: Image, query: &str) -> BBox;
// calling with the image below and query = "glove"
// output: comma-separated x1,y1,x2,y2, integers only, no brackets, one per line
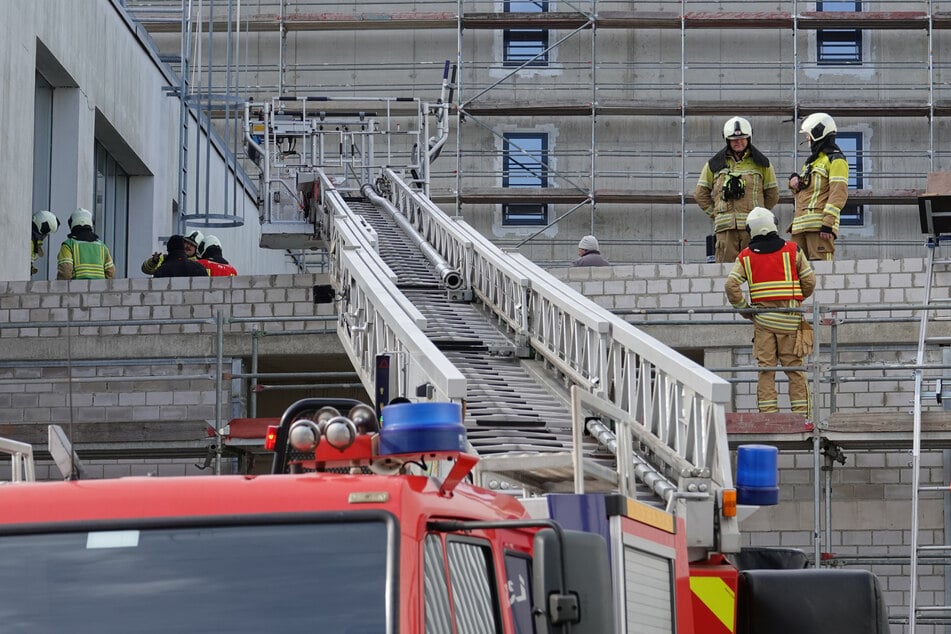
740,310,755,321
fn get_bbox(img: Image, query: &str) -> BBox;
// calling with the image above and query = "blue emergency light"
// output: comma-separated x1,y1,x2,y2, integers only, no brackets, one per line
378,402,466,455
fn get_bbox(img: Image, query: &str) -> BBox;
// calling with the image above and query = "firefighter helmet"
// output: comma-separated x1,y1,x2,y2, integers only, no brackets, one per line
32,210,59,236
184,230,204,250
198,235,221,257
68,208,93,229
723,116,752,141
800,113,837,142
745,207,777,237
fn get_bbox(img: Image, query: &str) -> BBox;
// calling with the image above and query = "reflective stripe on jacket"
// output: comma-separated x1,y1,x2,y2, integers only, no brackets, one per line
57,239,114,279
695,151,779,233
791,152,849,235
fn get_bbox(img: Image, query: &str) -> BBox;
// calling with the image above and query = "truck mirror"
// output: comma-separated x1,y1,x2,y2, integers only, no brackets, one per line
532,528,613,634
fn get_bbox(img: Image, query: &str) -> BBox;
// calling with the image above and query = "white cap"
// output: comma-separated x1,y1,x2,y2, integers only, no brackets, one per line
578,235,600,251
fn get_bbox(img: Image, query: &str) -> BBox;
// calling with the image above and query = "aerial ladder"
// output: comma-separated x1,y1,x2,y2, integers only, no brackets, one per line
244,84,739,557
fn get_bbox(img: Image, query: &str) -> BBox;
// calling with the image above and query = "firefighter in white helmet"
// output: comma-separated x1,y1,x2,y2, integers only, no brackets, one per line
56,208,116,280
142,229,204,275
196,235,238,276
695,116,779,263
725,207,816,415
788,112,849,261
30,210,59,276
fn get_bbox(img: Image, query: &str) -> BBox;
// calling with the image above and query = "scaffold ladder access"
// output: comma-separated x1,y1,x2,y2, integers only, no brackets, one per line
909,233,951,632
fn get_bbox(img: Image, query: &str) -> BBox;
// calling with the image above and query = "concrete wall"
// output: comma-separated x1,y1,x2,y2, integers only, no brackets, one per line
0,274,353,442
549,256,951,629
0,0,297,283
0,256,945,625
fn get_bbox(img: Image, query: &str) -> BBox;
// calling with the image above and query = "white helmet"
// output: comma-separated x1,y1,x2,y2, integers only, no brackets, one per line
32,210,59,235
184,230,204,249
198,235,221,257
723,116,752,141
800,113,837,142
68,208,93,229
745,207,777,237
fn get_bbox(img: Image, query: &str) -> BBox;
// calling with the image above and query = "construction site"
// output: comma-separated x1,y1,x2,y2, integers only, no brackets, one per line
3,0,951,631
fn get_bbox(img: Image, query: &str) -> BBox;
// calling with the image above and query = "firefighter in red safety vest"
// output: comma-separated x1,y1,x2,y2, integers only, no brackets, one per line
196,235,237,277
725,207,816,415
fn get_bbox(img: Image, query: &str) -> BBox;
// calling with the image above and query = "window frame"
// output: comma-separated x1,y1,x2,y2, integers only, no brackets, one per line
817,1,862,66
503,0,549,67
502,132,549,226
425,533,504,634
835,131,865,226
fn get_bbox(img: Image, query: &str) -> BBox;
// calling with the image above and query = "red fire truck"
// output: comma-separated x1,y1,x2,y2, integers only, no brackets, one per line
0,399,889,633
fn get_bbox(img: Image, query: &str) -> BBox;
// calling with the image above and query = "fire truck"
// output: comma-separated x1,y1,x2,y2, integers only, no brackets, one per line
0,399,889,634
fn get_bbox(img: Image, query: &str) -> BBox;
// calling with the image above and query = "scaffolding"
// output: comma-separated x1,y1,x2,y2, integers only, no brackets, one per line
125,0,951,264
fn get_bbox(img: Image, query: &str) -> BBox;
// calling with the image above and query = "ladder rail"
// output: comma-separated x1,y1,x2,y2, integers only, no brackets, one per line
910,238,945,633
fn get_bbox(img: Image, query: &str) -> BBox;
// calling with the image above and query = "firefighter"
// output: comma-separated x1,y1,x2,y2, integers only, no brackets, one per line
196,235,238,276
142,229,204,274
30,210,59,275
725,207,816,415
56,208,116,280
152,235,210,278
695,117,779,263
788,112,849,261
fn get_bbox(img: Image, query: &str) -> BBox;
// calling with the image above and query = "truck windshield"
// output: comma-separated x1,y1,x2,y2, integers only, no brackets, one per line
0,519,391,634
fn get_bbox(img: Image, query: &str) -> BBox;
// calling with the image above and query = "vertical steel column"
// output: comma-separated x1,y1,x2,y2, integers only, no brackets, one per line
214,309,224,475
679,0,687,263
589,0,597,235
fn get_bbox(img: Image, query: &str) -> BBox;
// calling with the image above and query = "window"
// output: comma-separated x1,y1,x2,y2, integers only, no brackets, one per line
503,0,549,67
836,132,864,226
424,535,502,634
503,132,548,226
94,141,130,277
32,73,54,280
0,520,391,631
817,1,862,65
504,552,535,634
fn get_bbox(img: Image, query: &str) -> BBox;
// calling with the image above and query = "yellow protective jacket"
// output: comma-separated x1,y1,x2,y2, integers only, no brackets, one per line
789,150,849,236
695,147,779,233
57,238,116,280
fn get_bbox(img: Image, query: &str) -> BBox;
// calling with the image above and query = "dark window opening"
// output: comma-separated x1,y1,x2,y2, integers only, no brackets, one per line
504,0,549,66
837,132,864,226
503,132,549,226
818,1,862,65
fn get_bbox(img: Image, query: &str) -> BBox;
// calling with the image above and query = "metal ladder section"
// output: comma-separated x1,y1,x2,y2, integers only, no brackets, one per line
909,236,951,632
318,167,740,552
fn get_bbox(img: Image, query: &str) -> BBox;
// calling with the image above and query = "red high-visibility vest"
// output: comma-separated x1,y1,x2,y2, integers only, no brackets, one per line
737,241,803,302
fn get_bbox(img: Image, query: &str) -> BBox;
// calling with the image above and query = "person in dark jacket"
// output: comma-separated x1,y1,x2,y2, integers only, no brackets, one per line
572,235,611,267
153,235,209,278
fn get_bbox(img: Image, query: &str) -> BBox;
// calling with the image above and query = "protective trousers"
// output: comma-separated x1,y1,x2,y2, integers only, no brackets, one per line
715,228,751,264
752,322,810,414
790,232,834,261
